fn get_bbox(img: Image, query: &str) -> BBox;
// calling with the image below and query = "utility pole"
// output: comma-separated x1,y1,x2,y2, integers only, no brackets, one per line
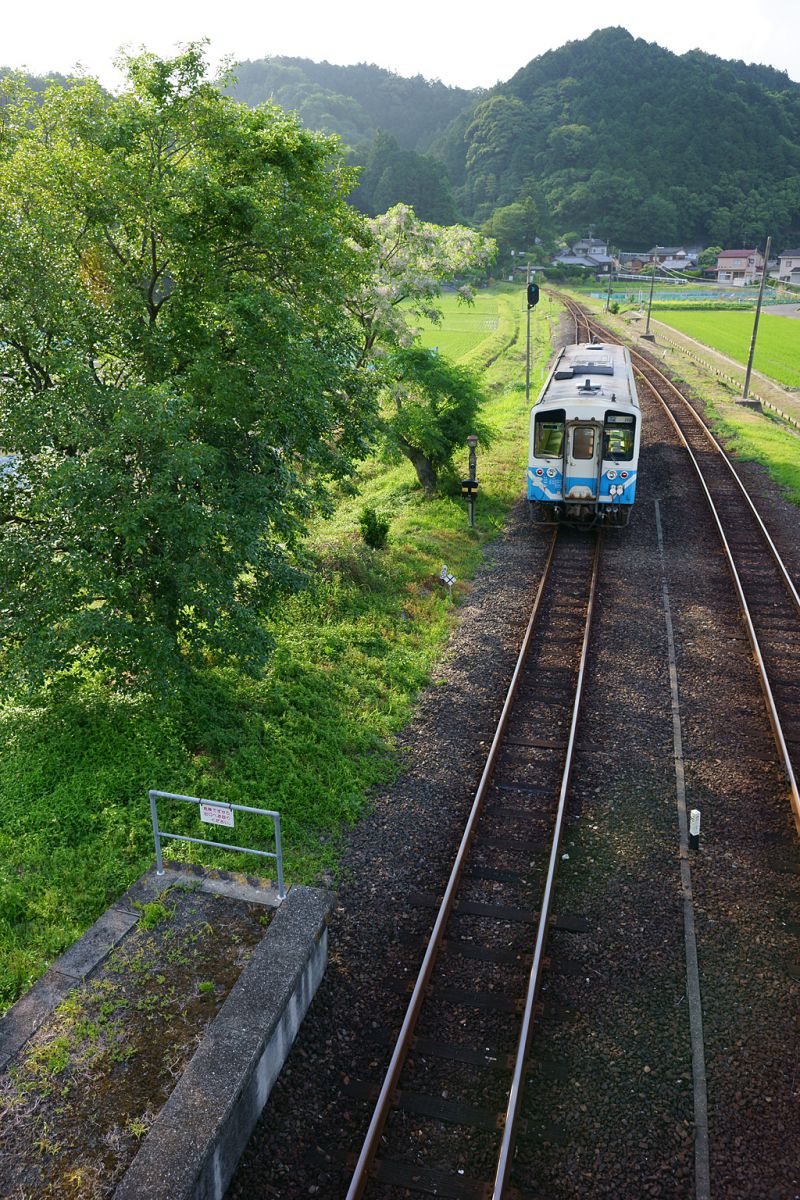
740,235,771,408
605,269,613,312
525,262,532,406
643,247,658,341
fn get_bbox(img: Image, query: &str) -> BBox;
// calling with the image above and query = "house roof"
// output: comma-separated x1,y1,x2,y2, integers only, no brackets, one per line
717,249,759,258
553,255,597,267
553,254,612,267
779,249,800,258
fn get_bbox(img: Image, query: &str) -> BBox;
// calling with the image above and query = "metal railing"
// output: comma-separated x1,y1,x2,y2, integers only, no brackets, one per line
148,790,286,899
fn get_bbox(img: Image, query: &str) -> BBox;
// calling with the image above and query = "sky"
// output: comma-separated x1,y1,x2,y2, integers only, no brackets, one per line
2,0,798,90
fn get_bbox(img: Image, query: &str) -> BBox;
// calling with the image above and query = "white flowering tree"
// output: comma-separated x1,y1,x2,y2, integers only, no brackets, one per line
347,204,495,363
344,205,495,495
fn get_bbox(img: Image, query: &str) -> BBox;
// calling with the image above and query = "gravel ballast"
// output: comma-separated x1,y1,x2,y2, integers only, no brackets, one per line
227,322,799,1200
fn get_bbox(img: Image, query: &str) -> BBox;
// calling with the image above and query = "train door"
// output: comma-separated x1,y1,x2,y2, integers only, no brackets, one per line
563,420,602,501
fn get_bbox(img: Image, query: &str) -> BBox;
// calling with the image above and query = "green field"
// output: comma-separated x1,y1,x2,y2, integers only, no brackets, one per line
0,283,549,1013
654,309,800,388
414,290,503,360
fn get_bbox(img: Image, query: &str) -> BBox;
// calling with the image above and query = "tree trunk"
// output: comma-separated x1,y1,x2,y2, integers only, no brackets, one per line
401,445,438,496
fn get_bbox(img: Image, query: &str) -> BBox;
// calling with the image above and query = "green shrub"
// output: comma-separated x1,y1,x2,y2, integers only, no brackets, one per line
359,506,390,550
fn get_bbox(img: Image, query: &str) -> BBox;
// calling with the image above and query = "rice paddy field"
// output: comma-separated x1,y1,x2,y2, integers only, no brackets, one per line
654,309,800,388
414,289,504,360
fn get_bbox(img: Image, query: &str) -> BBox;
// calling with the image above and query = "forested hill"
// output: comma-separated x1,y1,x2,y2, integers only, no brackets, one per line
227,58,479,152
9,32,797,246
434,27,800,245
229,30,800,248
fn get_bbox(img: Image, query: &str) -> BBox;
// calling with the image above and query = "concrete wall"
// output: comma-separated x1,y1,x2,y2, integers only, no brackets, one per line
114,885,331,1200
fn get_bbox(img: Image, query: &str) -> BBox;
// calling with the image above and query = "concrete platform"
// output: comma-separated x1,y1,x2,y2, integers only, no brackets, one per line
0,863,332,1200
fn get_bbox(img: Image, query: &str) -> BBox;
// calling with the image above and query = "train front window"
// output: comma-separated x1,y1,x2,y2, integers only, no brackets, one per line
603,412,635,461
572,426,596,460
534,410,565,458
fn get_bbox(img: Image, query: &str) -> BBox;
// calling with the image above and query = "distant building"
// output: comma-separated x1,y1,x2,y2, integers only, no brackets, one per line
618,252,647,274
644,246,697,270
716,249,764,285
572,236,609,257
777,249,800,283
553,236,615,274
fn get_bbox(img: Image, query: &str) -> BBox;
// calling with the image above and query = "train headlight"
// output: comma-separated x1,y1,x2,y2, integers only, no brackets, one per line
546,467,557,478
606,470,617,480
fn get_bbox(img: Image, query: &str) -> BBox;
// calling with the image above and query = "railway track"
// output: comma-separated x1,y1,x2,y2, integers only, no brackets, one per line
346,528,600,1199
558,293,800,833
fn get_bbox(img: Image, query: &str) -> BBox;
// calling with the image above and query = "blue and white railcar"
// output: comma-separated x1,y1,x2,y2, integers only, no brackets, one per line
527,339,641,526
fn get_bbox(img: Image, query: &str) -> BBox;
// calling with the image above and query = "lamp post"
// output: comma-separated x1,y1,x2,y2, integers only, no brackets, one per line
740,235,771,409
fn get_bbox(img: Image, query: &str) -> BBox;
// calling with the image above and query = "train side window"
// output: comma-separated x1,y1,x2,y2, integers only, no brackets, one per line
534,410,565,458
572,426,596,460
603,414,635,461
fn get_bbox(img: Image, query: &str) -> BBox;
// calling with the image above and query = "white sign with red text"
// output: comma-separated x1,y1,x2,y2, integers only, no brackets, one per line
200,803,235,829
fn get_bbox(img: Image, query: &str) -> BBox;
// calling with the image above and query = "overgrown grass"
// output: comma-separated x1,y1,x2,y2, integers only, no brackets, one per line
0,283,555,1013
654,309,800,388
718,410,800,503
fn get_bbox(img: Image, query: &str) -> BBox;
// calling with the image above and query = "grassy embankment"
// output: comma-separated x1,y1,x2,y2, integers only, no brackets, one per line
572,289,800,507
0,284,557,1012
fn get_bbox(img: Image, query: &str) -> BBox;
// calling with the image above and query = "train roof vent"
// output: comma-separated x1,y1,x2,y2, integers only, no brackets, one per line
572,354,613,375
554,367,574,379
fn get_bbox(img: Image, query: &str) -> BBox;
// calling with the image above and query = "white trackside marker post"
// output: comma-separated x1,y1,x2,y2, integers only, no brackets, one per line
689,809,701,851
440,564,455,603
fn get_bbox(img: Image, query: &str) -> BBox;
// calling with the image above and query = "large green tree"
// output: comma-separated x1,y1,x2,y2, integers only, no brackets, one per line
0,47,376,688
383,348,492,495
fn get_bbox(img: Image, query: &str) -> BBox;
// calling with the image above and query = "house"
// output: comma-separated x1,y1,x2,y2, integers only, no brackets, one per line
643,246,697,270
647,245,687,263
553,236,616,274
618,252,647,273
572,237,609,257
778,249,800,283
716,249,764,285
551,252,614,274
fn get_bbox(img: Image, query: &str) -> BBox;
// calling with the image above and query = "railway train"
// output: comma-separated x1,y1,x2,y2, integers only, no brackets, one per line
527,338,641,526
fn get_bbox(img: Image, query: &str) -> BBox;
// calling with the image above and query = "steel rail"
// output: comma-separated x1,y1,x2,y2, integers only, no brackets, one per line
555,292,800,831
345,528,560,1200
620,340,800,617
568,296,800,613
634,366,800,834
492,532,602,1197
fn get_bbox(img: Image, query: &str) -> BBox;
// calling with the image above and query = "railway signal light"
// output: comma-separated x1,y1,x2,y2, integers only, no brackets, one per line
527,282,540,309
